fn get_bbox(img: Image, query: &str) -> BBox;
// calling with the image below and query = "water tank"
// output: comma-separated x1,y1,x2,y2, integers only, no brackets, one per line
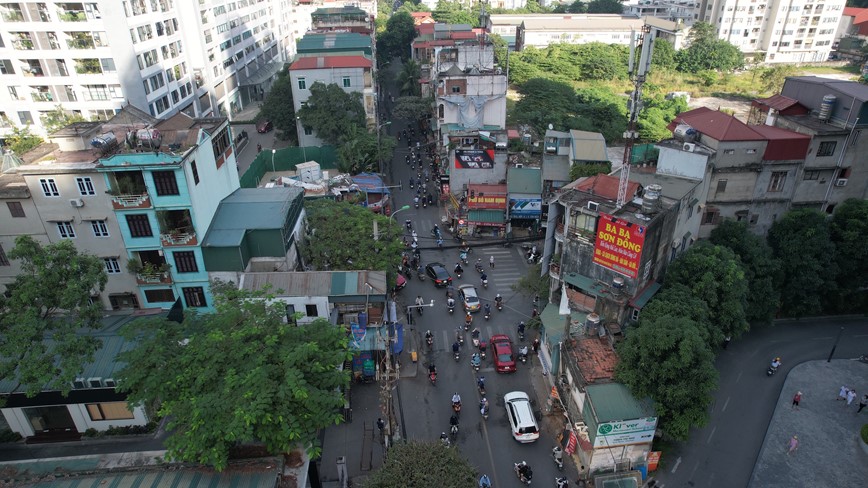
673,124,697,142
136,129,162,149
90,132,117,149
612,276,625,289
586,313,601,336
818,94,836,121
642,184,662,214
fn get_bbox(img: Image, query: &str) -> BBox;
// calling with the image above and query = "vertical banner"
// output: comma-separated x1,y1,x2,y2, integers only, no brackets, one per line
592,213,646,279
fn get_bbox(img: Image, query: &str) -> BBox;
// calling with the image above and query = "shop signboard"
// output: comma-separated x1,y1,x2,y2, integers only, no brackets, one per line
591,417,657,448
454,149,495,169
592,213,645,279
468,194,507,209
509,198,542,217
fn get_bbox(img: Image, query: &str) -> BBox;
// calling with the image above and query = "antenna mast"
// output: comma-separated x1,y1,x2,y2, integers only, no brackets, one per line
617,24,656,209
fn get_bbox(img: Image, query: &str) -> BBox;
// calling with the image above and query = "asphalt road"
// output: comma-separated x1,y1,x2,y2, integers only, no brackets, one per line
655,316,868,488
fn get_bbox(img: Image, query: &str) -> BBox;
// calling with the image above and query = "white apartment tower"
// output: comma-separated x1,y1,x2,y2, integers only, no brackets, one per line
0,0,312,139
700,0,846,63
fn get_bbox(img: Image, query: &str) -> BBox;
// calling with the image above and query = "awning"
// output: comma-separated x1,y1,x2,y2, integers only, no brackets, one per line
349,326,388,351
628,281,662,309
563,273,609,297
239,60,283,86
467,209,505,226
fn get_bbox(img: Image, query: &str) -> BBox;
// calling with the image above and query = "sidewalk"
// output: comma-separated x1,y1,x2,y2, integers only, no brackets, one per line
749,359,868,487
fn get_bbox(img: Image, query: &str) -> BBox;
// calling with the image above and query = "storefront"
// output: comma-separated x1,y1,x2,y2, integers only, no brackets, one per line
464,184,507,238
508,167,543,233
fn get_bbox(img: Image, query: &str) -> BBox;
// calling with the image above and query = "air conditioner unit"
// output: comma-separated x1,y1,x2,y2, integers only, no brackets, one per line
682,143,696,152
515,163,523,168
72,378,86,389
103,378,117,388
87,377,103,388
835,178,848,187
69,198,84,208
587,201,599,211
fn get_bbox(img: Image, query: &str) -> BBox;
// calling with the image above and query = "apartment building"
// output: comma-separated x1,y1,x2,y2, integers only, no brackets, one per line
0,0,311,139
699,0,846,63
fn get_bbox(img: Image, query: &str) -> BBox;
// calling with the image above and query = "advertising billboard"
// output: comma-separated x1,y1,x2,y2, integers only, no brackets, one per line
468,194,507,209
509,198,542,218
454,149,495,169
592,213,645,279
592,417,657,448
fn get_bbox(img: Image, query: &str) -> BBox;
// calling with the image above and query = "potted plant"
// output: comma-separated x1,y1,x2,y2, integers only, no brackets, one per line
126,260,143,274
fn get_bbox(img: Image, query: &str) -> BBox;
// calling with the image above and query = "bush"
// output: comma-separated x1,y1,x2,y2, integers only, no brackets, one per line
697,70,717,86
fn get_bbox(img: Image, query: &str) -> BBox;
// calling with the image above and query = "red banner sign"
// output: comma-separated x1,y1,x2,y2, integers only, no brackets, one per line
565,431,578,455
592,213,645,279
467,195,506,209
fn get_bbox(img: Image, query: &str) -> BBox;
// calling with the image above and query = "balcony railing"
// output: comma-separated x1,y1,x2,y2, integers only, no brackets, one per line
555,223,565,242
136,271,172,285
110,193,151,209
31,92,53,102
160,231,198,247
58,10,87,21
549,262,561,278
1,11,24,22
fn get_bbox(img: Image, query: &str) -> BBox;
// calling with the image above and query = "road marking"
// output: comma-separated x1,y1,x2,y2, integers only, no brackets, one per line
722,396,730,412
706,426,716,444
689,461,699,479
736,371,743,383
670,456,681,473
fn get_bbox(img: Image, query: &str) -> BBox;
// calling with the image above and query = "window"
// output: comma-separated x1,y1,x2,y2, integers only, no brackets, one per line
173,251,198,272
816,141,836,157
190,160,199,184
702,210,718,225
144,288,175,302
76,176,95,195
104,257,120,273
0,244,8,266
745,148,757,154
91,220,109,237
297,77,305,89
803,170,820,180
716,179,727,193
211,127,231,166
57,221,76,238
451,85,461,93
285,304,297,324
630,308,640,322
723,149,735,155
304,126,313,136
182,286,207,307
768,171,787,192
342,76,351,88
126,214,153,237
40,178,59,197
7,201,25,218
86,402,134,421
305,304,318,316
152,170,179,195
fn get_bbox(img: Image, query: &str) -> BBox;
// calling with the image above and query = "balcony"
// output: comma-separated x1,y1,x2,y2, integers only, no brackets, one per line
549,262,561,279
31,91,53,102
13,39,35,50
128,252,172,285
158,209,197,247
109,172,151,209
555,223,565,242
58,10,87,21
111,193,151,209
136,270,173,285
1,11,24,22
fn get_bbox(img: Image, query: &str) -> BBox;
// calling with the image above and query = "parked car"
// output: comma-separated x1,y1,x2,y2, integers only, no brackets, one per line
425,262,452,287
491,334,515,373
256,119,273,133
504,391,540,443
458,284,480,312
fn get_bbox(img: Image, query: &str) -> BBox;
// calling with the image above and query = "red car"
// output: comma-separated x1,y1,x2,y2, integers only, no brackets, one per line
491,334,516,373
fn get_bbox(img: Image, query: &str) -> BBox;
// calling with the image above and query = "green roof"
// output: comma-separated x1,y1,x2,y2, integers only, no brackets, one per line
539,302,586,344
202,188,303,247
507,167,543,194
585,383,655,422
297,32,372,54
564,272,609,296
629,281,661,309
311,6,367,16
467,209,505,224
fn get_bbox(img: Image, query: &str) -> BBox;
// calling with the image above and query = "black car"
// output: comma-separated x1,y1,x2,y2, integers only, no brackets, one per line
425,262,452,287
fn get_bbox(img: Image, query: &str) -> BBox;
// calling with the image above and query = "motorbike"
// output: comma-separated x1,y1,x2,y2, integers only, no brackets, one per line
452,401,462,416
552,447,564,471
518,346,529,364
405,220,412,231
514,462,533,485
454,349,461,362
417,267,426,281
423,199,428,208
460,252,469,265
556,477,569,488
496,300,503,311
448,302,455,314
767,363,780,376
416,304,424,316
480,400,489,420
471,354,481,372
482,277,488,289
429,371,437,385
455,271,463,279
479,474,492,488
477,377,486,396
426,334,434,348
440,433,451,447
464,318,472,331
457,330,465,346
479,341,487,360
518,328,526,342
484,309,491,320
414,200,420,209
475,263,484,274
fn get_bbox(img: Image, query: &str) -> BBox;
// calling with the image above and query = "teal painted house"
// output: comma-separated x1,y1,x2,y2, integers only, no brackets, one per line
98,113,240,311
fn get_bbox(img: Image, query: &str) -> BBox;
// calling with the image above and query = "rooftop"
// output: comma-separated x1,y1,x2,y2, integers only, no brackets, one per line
569,130,609,162
311,6,367,16
202,187,304,248
784,76,868,101
622,167,702,200
573,174,640,202
753,94,803,112
585,382,656,421
289,55,372,70
520,16,644,31
570,337,619,384
507,167,543,194
239,271,388,298
296,32,372,52
669,107,766,142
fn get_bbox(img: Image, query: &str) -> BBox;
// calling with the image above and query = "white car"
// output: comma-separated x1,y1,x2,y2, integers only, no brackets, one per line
504,391,540,443
458,284,480,312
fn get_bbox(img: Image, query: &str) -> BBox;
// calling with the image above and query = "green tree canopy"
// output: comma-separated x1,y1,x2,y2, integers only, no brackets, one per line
569,161,612,180
432,0,479,26
397,59,422,96
676,22,743,72
297,82,366,145
709,219,782,324
260,68,298,143
364,440,478,488
759,64,799,94
512,77,579,137
4,126,43,156
0,236,107,400
637,94,687,141
664,242,749,342
639,284,711,342
768,208,838,317
829,199,868,313
586,0,624,13
117,282,351,470
392,96,433,121
41,105,87,134
616,315,717,440
376,11,417,64
651,39,678,71
337,125,397,174
573,86,628,142
303,200,404,275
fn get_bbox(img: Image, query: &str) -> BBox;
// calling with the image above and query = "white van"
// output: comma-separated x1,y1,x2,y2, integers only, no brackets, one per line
504,391,540,443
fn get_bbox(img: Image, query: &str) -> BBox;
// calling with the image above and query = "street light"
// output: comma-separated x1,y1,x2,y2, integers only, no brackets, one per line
405,300,435,326
377,121,392,175
296,116,308,163
271,148,276,174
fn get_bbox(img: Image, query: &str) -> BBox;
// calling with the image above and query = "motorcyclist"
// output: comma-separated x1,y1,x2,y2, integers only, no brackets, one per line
440,432,449,445
414,195,420,206
484,303,491,316
447,296,456,310
495,294,503,308
477,376,486,390
415,295,424,308
452,392,461,407
454,263,464,275
452,341,460,354
553,446,563,464
425,330,433,342
479,474,492,488
450,414,459,428
471,352,481,367
518,321,526,336
479,397,489,414
771,357,782,370
517,462,532,481
471,327,480,340
465,313,473,328
428,363,437,375
480,271,488,283
475,258,483,272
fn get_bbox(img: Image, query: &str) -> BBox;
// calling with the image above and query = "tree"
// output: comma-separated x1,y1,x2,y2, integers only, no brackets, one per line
4,126,43,156
41,105,87,134
260,68,298,143
302,200,404,275
511,263,550,302
651,39,678,71
0,236,107,401
664,242,749,343
376,12,416,64
338,125,397,174
573,86,628,143
638,94,688,142
685,21,716,46
829,199,868,313
767,209,838,317
397,59,421,96
392,96,433,121
638,284,711,343
615,315,718,440
512,78,578,137
676,22,743,73
296,82,366,145
569,161,612,180
364,440,478,488
432,0,477,26
117,282,351,471
586,0,624,13
578,43,629,80
709,220,782,324
759,64,799,94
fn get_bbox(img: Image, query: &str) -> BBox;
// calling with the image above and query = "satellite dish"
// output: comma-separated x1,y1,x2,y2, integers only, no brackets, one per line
548,124,553,130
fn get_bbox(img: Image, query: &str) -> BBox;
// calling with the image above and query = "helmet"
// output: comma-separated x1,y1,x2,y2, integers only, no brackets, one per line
496,293,501,298
520,321,525,326
775,357,781,361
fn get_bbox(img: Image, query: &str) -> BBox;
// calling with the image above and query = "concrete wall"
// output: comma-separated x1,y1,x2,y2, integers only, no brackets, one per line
270,296,331,324
656,145,709,180
447,149,508,194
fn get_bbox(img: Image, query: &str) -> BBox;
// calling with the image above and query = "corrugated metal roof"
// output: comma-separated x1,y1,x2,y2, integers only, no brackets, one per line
507,167,543,194
573,174,638,201
585,382,655,422
297,32,372,51
467,209,504,224
754,94,801,112
239,271,387,298
569,130,609,162
669,108,765,142
289,55,372,70
202,188,302,248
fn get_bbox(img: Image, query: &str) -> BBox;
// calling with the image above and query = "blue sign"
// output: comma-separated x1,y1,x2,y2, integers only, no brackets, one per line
510,198,542,217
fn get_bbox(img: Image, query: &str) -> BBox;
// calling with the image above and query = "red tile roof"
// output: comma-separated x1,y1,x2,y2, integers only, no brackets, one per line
574,174,640,201
754,94,802,112
289,55,372,70
844,7,868,24
569,336,619,384
669,108,766,142
750,125,811,161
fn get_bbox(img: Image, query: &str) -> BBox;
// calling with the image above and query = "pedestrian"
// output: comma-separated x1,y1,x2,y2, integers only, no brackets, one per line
847,389,857,406
489,255,495,268
531,306,538,319
786,435,799,455
838,385,849,401
376,417,385,432
533,294,540,306
722,336,731,349
858,395,868,414
532,338,540,355
256,143,262,152
791,391,802,410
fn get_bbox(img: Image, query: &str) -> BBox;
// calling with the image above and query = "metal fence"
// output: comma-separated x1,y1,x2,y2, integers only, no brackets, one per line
239,145,340,188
